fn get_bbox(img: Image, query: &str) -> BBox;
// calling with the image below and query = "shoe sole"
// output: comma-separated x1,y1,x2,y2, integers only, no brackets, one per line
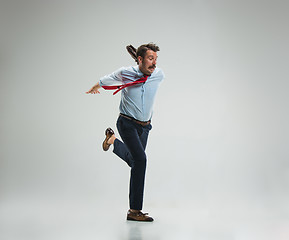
102,136,111,151
102,128,114,151
127,217,154,222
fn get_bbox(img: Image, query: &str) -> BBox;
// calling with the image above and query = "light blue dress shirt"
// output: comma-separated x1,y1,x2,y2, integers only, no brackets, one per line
99,66,164,121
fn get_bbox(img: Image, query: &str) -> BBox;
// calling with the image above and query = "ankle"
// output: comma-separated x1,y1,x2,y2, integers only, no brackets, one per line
107,135,116,145
129,209,141,213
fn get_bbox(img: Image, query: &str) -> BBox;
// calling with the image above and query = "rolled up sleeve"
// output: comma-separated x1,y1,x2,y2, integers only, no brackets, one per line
99,67,124,87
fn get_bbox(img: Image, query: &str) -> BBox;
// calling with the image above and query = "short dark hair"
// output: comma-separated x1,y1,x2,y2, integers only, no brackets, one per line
136,43,160,59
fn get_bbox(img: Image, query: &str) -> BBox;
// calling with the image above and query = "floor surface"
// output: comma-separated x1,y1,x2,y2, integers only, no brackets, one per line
1,196,288,240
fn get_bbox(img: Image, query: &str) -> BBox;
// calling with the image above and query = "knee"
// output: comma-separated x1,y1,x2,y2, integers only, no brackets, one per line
131,153,147,169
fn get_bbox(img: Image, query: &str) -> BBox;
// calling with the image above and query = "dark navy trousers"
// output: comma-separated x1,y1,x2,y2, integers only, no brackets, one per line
113,115,152,210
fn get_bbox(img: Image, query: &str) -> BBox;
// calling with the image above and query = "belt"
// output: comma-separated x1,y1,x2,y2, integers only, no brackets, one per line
119,113,151,127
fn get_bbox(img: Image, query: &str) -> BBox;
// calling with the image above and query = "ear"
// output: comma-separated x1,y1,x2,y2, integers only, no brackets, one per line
137,56,143,64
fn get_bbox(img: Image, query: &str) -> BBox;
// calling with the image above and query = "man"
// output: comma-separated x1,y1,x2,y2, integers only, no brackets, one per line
86,43,164,221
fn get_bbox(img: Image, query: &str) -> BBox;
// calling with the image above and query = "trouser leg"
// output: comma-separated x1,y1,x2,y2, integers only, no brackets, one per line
113,116,152,210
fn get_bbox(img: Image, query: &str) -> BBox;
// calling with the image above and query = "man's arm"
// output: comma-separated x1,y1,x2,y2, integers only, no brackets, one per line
86,67,124,94
86,45,135,95
86,82,101,94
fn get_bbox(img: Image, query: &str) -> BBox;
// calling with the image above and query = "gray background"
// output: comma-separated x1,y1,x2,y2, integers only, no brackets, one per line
1,0,288,239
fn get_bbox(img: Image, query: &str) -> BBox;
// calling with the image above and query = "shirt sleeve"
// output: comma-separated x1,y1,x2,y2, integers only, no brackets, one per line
153,67,165,82
99,67,124,87
158,68,165,81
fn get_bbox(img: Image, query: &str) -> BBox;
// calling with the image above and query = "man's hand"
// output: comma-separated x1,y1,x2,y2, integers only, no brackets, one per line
86,83,101,94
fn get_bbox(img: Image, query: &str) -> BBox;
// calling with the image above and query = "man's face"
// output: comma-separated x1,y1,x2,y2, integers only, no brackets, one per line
138,50,158,75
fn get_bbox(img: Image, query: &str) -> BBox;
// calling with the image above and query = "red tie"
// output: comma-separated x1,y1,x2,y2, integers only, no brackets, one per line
102,75,149,95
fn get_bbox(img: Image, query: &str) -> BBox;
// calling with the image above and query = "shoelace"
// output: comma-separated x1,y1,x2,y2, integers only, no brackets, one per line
137,212,148,216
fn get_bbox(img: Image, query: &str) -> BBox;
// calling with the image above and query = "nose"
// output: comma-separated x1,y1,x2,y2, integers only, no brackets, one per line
153,59,157,65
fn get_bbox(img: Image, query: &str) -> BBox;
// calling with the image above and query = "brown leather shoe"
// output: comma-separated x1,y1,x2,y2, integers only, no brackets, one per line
126,210,154,222
102,128,114,151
